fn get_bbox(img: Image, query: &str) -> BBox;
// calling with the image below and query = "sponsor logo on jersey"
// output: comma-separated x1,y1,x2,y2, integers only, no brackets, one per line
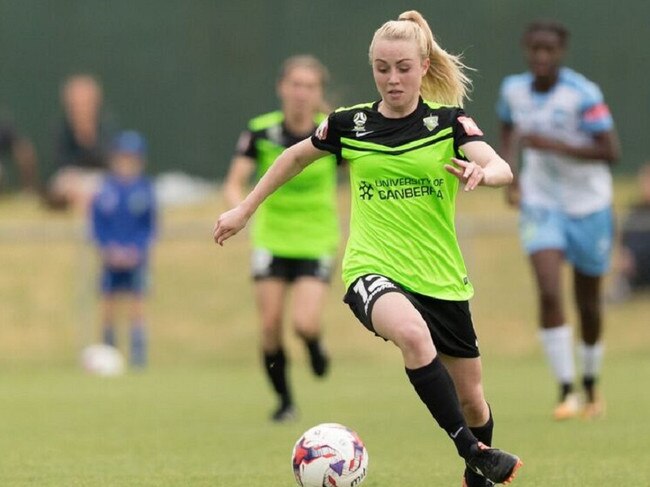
358,180,374,200
458,116,484,136
423,115,439,131
357,177,445,201
315,119,329,140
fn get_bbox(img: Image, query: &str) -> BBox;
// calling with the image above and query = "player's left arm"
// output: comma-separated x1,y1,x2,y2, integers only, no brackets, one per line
445,140,513,191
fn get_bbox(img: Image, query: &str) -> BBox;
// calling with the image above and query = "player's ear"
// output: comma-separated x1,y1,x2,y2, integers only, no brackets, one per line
421,57,430,77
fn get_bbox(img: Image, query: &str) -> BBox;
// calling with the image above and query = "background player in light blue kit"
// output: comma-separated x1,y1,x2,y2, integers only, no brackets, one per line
497,20,620,420
91,131,157,367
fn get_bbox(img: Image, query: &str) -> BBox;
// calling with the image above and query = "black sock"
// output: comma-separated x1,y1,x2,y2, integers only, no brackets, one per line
583,375,596,402
303,336,328,377
560,382,574,401
406,356,477,459
263,349,291,408
465,407,494,486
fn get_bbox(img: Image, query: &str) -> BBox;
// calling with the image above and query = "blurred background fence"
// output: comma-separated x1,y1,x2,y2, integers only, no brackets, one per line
0,0,648,183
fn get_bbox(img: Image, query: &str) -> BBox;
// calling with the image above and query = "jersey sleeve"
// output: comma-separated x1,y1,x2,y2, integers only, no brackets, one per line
452,109,485,151
578,84,614,133
495,79,513,124
310,112,342,157
234,129,257,159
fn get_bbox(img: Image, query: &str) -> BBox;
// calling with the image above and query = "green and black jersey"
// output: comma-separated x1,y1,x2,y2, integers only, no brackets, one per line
237,111,339,258
311,98,484,300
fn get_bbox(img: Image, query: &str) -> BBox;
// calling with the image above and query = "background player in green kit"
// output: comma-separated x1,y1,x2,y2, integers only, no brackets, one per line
215,11,522,486
222,55,339,422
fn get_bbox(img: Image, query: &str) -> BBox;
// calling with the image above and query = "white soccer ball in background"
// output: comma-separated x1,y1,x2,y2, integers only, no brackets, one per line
292,423,369,487
81,344,125,377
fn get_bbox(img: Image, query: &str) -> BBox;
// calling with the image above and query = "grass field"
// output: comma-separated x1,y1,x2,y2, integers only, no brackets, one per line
1,182,650,486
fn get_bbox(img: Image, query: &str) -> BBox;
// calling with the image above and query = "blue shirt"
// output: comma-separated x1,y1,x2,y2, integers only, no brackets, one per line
91,175,157,256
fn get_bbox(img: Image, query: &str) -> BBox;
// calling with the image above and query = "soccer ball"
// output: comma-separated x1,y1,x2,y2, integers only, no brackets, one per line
81,344,125,376
292,423,369,487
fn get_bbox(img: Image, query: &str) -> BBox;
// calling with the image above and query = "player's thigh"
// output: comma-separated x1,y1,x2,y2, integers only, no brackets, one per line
371,292,431,351
530,248,565,294
291,277,329,332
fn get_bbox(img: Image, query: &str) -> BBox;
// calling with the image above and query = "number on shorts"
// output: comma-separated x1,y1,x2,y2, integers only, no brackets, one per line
352,274,391,305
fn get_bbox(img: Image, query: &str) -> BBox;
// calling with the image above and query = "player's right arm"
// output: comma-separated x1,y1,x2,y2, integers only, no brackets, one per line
213,139,328,246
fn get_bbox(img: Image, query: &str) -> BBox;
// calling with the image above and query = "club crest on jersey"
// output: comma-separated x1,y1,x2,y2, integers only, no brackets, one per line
423,115,438,131
458,116,484,136
352,112,368,132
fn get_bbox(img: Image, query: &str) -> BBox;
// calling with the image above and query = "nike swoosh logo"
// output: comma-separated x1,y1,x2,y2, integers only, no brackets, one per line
450,426,463,439
355,131,374,137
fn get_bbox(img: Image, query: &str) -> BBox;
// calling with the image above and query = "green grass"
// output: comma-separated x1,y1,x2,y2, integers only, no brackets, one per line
2,355,650,485
1,183,650,485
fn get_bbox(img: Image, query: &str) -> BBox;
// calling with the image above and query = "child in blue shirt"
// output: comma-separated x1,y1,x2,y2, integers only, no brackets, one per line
91,131,157,367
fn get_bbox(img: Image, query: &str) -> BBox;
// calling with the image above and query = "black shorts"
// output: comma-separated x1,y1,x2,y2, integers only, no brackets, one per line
251,248,334,283
343,274,479,358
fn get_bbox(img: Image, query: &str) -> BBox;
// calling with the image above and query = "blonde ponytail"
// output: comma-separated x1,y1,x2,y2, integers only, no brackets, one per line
369,10,473,107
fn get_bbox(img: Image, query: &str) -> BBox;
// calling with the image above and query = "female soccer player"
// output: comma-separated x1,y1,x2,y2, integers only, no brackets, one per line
216,11,522,485
222,55,340,422
497,20,620,420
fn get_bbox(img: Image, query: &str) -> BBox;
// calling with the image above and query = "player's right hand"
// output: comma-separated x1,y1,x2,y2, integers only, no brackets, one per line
213,205,250,246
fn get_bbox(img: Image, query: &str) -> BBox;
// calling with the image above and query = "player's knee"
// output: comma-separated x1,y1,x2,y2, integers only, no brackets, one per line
393,320,431,355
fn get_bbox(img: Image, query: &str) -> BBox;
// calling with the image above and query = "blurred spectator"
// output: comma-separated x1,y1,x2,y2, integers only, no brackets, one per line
90,131,157,368
609,163,650,301
0,111,39,192
44,74,116,211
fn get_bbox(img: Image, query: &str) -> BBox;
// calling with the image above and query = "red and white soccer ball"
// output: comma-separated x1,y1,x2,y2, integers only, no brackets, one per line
292,423,369,487
81,344,125,377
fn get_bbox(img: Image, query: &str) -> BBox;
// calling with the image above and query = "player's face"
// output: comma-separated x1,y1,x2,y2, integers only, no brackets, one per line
524,30,565,80
278,66,323,117
111,153,143,180
371,38,429,116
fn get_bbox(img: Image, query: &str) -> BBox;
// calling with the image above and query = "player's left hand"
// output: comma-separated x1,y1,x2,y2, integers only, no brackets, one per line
444,158,485,191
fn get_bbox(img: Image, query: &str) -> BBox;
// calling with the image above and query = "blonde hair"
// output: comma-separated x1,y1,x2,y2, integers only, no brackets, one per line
369,10,472,107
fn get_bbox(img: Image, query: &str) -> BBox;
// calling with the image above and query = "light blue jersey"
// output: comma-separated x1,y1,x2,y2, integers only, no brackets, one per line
497,67,614,216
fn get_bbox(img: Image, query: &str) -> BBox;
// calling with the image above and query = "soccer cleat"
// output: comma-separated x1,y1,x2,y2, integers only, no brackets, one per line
581,396,606,420
463,471,496,486
466,442,523,485
462,474,496,486
271,404,297,423
553,392,580,420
